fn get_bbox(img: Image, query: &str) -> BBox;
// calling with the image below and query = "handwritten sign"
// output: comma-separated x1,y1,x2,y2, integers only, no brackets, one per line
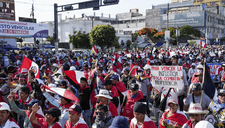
151,66,184,89
207,63,221,79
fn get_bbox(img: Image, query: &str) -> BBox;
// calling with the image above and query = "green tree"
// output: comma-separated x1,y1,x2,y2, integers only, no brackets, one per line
90,24,116,49
113,37,120,49
180,25,200,37
69,31,91,49
16,37,23,47
126,40,132,49
46,36,55,46
121,40,125,48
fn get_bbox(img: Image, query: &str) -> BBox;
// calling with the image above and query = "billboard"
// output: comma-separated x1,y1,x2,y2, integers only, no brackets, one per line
0,20,48,38
160,11,205,28
0,0,15,20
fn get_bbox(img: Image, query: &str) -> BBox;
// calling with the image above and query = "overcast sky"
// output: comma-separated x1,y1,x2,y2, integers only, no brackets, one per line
14,0,171,22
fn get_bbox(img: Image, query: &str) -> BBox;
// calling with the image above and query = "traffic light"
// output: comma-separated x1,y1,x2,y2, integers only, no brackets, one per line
103,0,119,4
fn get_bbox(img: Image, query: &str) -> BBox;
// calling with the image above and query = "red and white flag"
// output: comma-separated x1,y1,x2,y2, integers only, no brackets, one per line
130,63,137,75
43,85,80,103
19,57,40,78
64,70,88,86
200,37,207,48
91,45,98,55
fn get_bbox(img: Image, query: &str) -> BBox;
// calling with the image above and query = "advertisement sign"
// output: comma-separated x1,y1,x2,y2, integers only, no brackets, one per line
150,66,184,89
160,11,205,28
0,0,15,20
207,63,221,79
0,20,48,38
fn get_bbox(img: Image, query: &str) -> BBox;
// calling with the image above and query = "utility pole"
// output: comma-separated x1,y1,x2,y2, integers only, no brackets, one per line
166,3,169,48
31,0,36,47
54,3,58,54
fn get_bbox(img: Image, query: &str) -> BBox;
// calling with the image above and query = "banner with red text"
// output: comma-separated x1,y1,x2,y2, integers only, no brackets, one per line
0,20,48,38
150,66,184,89
207,63,221,79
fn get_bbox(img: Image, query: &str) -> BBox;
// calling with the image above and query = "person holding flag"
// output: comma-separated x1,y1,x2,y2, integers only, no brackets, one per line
41,85,76,128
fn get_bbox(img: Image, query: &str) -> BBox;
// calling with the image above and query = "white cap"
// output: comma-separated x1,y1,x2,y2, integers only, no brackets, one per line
52,63,58,67
69,66,76,71
197,64,203,69
195,121,214,128
0,102,11,111
21,68,28,74
143,64,151,70
191,63,196,66
95,89,112,99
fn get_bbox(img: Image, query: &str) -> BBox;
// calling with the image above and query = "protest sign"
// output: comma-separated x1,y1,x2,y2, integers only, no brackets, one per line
207,63,221,79
150,66,184,89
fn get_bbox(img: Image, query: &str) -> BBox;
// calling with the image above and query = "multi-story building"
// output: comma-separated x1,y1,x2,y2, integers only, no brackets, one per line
147,0,225,44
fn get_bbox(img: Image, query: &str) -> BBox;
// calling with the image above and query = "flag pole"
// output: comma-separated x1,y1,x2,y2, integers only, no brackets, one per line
200,58,207,105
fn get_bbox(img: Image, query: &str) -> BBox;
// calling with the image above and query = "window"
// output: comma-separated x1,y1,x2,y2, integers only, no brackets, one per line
73,27,76,32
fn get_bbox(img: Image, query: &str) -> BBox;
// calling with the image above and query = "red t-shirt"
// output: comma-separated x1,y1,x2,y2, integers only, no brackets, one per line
37,118,62,128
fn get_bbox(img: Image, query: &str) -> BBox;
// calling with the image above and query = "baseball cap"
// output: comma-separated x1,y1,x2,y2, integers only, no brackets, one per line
68,104,82,114
26,99,41,107
103,80,112,86
111,75,119,80
45,107,61,117
0,102,11,111
218,89,225,95
191,83,202,91
129,83,139,91
167,99,178,105
109,116,129,128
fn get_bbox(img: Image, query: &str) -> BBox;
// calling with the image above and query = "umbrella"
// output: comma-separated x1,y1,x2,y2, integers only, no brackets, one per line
154,42,163,47
20,47,33,50
138,41,145,45
4,44,19,50
145,43,152,47
43,85,80,103
43,44,55,49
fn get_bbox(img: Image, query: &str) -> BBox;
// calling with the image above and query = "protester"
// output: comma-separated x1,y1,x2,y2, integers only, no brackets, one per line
93,104,114,128
65,104,88,128
121,83,144,121
159,99,188,128
29,103,62,128
184,83,211,111
182,103,209,128
0,102,20,128
129,102,157,128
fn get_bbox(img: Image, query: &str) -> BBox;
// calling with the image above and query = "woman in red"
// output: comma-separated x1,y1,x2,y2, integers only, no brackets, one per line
159,99,188,128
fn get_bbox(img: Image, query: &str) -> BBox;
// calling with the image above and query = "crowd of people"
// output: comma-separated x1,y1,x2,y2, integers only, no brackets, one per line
0,44,224,128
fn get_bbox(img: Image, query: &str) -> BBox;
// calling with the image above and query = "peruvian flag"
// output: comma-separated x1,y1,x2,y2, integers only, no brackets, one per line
200,37,207,48
91,45,98,55
130,63,137,75
64,70,88,89
19,57,40,78
43,85,80,103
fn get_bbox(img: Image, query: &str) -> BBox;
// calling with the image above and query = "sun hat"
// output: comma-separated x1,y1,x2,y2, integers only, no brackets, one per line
185,103,209,114
95,89,112,99
195,121,214,128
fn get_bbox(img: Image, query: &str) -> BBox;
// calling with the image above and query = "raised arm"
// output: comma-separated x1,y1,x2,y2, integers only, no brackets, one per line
29,103,39,125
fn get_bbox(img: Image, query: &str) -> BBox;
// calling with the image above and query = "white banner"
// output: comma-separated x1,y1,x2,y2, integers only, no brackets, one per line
0,20,48,38
150,66,184,89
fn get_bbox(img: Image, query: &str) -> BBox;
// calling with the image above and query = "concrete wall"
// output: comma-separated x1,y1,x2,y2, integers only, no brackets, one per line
146,9,162,31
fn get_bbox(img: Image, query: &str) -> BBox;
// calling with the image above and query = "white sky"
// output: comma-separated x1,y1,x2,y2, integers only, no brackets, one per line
14,0,171,22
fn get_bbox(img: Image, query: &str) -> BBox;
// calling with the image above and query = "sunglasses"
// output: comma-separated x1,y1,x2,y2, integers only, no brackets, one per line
95,112,104,115
219,94,225,97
